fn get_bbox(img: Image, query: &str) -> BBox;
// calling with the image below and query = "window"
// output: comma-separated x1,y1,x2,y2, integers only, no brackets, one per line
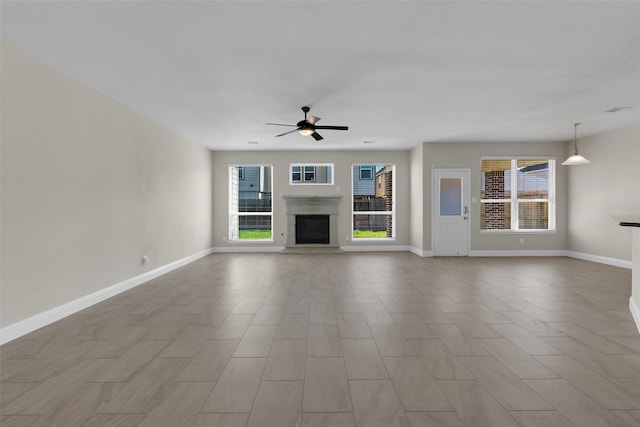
291,166,302,182
229,165,273,240
352,164,395,239
480,158,555,231
289,163,334,185
359,165,373,180
304,166,316,182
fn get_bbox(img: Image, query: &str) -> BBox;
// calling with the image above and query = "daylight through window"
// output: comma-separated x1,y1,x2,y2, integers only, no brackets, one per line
480,158,555,231
290,164,334,185
229,165,273,240
352,164,395,239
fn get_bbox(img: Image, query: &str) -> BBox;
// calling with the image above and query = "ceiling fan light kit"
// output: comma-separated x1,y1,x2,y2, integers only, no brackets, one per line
562,122,591,166
266,106,349,141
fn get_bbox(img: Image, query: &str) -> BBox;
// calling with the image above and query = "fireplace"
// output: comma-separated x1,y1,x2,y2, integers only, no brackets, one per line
296,215,330,244
282,195,342,253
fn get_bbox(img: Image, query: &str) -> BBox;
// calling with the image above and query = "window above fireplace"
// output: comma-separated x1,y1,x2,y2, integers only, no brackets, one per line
290,163,334,185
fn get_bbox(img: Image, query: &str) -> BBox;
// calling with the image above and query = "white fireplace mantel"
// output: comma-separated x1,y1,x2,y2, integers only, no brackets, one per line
282,195,343,253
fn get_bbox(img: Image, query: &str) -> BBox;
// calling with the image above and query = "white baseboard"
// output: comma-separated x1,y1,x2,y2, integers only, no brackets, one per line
341,245,411,253
409,246,434,257
468,249,567,257
631,297,640,334
0,247,214,345
566,251,632,269
211,246,285,253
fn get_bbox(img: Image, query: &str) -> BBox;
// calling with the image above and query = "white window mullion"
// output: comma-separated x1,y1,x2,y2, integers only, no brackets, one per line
510,159,518,230
549,160,556,230
229,167,240,240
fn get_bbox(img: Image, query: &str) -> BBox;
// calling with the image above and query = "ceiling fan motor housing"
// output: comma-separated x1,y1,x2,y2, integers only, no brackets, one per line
297,120,312,129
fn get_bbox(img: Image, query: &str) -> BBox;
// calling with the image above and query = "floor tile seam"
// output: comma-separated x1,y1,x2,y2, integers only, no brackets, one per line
377,355,428,415
435,378,551,419
230,361,267,424
532,354,640,407
472,338,564,379
0,380,44,385
521,378,635,424
464,364,559,415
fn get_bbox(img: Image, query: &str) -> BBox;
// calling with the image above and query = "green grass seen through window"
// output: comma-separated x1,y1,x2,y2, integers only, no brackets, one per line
239,229,272,239
353,230,387,238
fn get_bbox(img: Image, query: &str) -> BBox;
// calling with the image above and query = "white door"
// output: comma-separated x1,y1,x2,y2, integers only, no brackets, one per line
433,169,470,256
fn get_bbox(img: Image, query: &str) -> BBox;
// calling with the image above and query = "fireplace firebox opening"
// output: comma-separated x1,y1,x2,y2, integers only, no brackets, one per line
295,215,330,244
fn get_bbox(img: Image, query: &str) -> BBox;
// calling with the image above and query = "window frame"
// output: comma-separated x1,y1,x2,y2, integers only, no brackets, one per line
229,164,274,241
480,157,556,233
289,163,334,185
351,163,396,241
304,166,316,182
291,165,302,183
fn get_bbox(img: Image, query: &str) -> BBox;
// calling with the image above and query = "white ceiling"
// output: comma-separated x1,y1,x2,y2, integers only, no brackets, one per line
2,1,640,151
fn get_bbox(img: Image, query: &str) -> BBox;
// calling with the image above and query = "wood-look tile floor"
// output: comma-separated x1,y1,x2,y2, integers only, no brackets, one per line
2,253,640,427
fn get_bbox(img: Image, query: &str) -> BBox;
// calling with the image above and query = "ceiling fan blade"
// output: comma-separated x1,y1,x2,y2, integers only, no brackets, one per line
307,116,321,125
266,122,297,127
311,132,323,141
314,125,348,131
275,128,300,137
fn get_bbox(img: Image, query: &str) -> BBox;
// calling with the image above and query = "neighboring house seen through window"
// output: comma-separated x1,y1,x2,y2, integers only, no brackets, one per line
352,164,395,239
229,165,273,240
290,164,334,185
304,166,316,182
480,158,555,231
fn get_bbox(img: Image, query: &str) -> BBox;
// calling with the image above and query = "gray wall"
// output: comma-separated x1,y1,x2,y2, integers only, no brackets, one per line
566,124,640,261
1,44,214,327
212,151,410,249
421,140,568,253
410,144,424,252
564,124,640,318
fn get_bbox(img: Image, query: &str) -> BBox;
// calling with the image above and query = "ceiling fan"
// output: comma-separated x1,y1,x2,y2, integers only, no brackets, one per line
266,106,348,141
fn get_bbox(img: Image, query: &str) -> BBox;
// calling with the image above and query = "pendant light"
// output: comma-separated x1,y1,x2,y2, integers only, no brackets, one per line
562,123,591,165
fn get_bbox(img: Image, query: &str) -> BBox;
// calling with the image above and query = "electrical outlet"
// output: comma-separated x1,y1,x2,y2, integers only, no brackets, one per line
142,256,149,265
520,237,525,244
222,236,227,242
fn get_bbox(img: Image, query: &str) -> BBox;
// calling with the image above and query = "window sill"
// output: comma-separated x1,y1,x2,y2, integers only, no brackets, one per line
479,230,557,235
351,238,397,242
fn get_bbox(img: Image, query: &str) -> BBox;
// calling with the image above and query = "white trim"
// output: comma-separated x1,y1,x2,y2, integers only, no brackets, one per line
212,246,285,253
630,297,640,334
351,163,397,241
350,237,397,243
342,245,410,252
480,155,558,160
566,251,632,269
289,163,334,185
480,229,558,235
469,249,567,257
0,248,215,345
409,246,434,257
466,249,632,269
